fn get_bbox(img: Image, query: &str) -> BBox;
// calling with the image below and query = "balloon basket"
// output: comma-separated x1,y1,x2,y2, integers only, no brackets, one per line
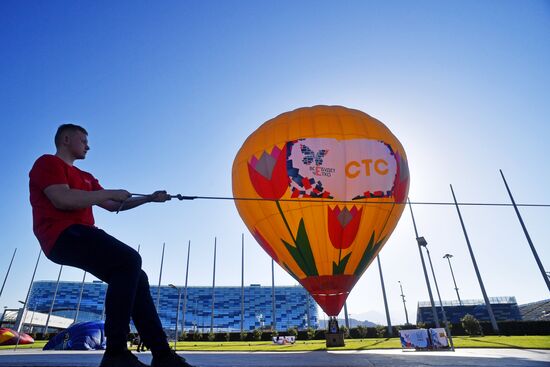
325,331,345,347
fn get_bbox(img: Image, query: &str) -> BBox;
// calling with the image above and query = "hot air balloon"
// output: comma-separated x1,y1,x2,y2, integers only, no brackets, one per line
0,328,34,346
43,321,106,351
232,105,409,317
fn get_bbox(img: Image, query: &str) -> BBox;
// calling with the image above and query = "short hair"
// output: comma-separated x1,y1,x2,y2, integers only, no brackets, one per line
54,124,88,147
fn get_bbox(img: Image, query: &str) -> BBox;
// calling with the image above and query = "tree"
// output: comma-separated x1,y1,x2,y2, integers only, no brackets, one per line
340,325,350,338
253,328,263,341
192,331,201,341
461,314,482,336
356,325,368,338
375,325,387,338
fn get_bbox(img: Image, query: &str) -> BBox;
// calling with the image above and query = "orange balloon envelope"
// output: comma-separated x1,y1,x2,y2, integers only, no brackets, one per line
232,106,410,316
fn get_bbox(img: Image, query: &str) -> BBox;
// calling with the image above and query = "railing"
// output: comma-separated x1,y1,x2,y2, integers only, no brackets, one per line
418,296,517,307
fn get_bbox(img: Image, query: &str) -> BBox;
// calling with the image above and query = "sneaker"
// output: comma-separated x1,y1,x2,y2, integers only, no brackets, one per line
99,350,149,367
151,351,193,367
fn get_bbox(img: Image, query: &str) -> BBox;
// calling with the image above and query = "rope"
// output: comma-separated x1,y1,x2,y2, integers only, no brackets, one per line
128,193,550,208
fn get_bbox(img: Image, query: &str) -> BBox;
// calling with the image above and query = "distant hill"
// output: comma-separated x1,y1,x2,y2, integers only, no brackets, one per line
318,318,377,328
519,299,550,321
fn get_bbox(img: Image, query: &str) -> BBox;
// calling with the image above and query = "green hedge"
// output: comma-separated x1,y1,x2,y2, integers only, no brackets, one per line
137,321,550,343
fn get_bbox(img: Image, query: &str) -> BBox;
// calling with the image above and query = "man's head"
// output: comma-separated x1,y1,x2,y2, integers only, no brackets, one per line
55,124,89,160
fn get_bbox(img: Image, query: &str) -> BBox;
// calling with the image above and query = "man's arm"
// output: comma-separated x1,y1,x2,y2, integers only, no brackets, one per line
44,184,131,211
97,190,171,212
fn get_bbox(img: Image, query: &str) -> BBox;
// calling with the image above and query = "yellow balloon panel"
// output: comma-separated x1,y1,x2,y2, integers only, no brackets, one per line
232,105,409,315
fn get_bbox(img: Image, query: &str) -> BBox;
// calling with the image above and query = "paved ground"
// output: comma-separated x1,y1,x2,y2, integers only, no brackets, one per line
0,348,548,367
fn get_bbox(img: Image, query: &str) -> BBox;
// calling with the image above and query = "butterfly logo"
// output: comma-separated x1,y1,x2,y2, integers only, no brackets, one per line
300,144,329,165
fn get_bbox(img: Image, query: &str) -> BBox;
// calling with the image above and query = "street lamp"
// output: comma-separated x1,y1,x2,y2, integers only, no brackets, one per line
408,200,440,328
168,284,182,351
419,239,455,350
398,281,409,325
415,235,440,327
443,254,462,305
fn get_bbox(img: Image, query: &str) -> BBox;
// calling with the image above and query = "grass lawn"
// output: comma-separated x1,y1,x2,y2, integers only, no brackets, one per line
165,335,550,352
0,340,48,350
2,336,549,351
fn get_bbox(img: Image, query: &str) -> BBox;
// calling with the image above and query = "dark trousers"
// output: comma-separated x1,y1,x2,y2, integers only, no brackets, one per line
48,224,170,354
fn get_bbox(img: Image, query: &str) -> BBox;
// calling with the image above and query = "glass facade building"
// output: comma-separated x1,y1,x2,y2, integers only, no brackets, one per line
28,281,319,332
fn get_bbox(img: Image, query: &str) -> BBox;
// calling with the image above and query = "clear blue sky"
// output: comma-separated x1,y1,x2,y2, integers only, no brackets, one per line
1,0,549,325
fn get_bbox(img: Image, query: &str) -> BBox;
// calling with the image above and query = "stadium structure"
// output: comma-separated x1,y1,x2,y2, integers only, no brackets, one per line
18,280,318,333
416,296,522,324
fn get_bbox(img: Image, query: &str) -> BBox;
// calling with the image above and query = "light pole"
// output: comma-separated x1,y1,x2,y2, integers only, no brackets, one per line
500,170,550,294
15,249,41,351
45,265,64,335
169,284,182,351
419,240,454,350
181,241,191,337
398,281,409,325
408,199,440,328
0,306,8,327
450,184,499,334
74,271,87,323
443,254,462,305
0,248,17,299
377,255,392,336
156,243,166,310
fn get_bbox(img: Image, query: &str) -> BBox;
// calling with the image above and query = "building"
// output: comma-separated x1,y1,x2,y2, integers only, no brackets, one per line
27,281,319,332
416,297,522,324
519,299,550,321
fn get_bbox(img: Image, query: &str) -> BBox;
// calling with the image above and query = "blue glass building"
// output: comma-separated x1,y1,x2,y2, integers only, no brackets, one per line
28,281,319,332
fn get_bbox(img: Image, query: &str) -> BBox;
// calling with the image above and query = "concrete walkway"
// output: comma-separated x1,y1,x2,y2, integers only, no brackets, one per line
0,348,548,367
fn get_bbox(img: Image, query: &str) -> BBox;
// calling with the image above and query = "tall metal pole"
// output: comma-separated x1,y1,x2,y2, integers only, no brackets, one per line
306,292,311,328
181,240,191,336
15,249,41,351
0,248,17,299
377,255,392,336
443,254,462,305
500,170,550,294
210,237,216,334
156,242,166,309
44,265,63,334
344,302,349,329
450,184,499,333
422,246,454,350
101,284,107,320
74,271,87,323
169,284,182,351
408,198,440,327
271,259,276,331
398,281,410,325
241,234,245,333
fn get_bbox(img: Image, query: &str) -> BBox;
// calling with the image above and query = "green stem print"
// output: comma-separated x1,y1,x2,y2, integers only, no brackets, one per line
282,219,318,276
354,232,386,276
276,200,296,243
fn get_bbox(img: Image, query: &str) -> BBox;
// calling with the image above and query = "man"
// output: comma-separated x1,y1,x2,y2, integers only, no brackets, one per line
29,124,192,367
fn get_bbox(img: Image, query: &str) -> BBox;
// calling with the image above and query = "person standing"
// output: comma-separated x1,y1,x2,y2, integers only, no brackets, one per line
29,124,192,367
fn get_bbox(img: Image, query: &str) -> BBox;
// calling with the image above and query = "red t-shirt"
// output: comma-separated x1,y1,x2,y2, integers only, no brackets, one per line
29,154,103,255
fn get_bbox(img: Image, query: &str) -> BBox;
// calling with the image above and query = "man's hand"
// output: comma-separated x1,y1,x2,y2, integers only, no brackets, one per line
149,190,171,203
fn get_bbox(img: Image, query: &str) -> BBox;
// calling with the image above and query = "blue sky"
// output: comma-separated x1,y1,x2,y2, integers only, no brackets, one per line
1,0,549,325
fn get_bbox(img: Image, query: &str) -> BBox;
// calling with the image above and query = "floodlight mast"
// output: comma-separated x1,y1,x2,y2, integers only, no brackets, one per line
443,254,462,305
